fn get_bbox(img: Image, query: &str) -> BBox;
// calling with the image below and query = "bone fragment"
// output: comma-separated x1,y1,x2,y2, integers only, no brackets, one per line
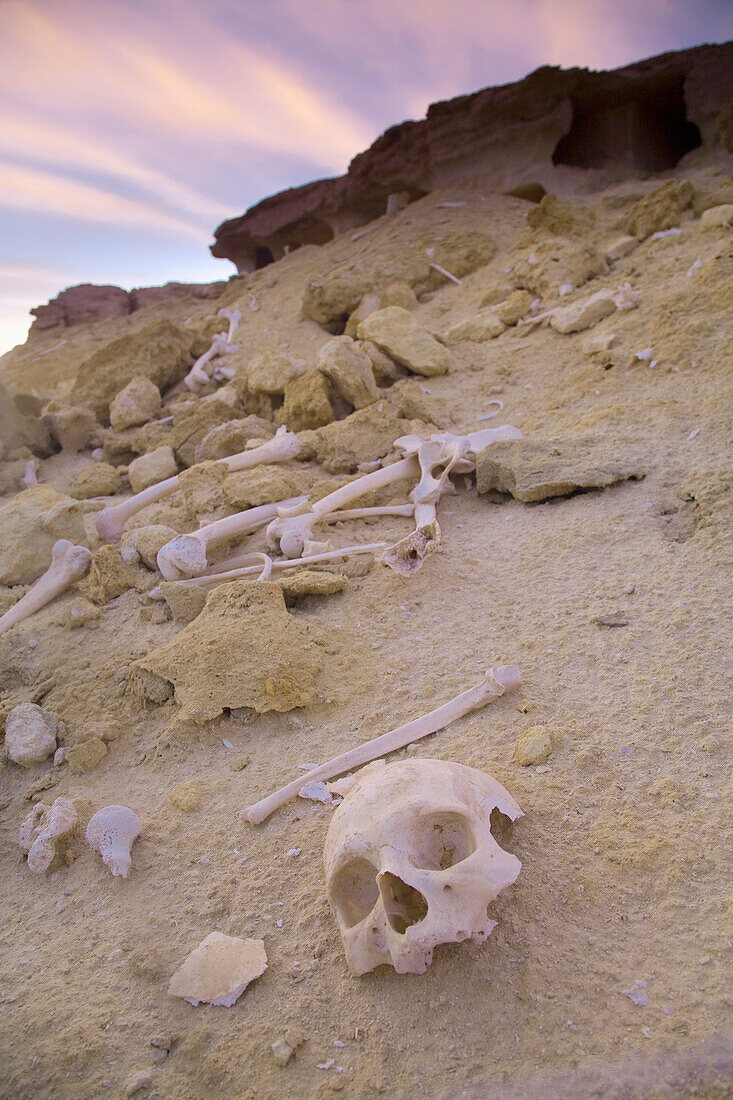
20,459,39,488
184,332,238,392
245,664,521,824
96,427,301,542
86,805,142,878
218,307,241,343
0,539,92,636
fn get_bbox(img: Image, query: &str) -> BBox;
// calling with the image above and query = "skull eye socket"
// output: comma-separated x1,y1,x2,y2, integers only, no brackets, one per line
331,858,380,928
410,812,476,870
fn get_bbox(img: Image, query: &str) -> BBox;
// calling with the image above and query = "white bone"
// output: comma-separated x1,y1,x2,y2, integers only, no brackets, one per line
86,805,142,878
19,797,77,874
266,456,419,558
325,758,522,974
150,541,386,596
20,459,39,488
245,665,520,824
96,427,302,542
184,332,231,392
217,307,242,343
0,539,92,637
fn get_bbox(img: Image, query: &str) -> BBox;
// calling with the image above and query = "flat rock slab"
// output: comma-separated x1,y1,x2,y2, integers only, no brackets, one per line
357,307,450,377
168,933,267,1007
476,438,645,503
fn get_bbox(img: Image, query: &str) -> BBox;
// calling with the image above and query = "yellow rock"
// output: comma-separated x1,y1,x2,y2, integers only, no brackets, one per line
514,725,553,766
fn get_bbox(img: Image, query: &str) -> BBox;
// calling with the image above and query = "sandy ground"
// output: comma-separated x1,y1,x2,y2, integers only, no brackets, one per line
0,156,732,1099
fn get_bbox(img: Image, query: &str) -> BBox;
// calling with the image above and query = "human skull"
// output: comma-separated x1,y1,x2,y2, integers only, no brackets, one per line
324,758,523,975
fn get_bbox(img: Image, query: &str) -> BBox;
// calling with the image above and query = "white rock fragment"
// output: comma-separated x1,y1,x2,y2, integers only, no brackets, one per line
298,781,333,803
4,702,59,766
550,290,617,334
686,258,703,277
623,979,648,1006
168,933,267,1007
613,282,641,311
86,805,142,878
19,797,77,873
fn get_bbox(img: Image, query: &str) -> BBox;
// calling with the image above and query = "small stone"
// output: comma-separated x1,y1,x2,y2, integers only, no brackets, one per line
128,446,178,493
169,780,204,812
85,545,136,603
278,569,347,604
223,465,300,511
271,1031,304,1066
53,747,67,766
120,525,178,570
699,204,733,231
444,310,505,344
497,290,533,326
69,462,122,499
357,307,450,377
514,726,553,766
594,612,629,627
604,235,638,262
194,416,274,462
168,933,267,1006
358,340,407,386
247,351,306,395
66,737,108,774
109,377,162,431
317,336,378,409
550,290,617,335
124,1069,153,1097
298,780,332,803
624,180,693,240
280,369,334,431
4,703,59,766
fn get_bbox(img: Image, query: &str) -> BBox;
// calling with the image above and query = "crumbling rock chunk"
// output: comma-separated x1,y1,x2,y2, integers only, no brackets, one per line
66,737,108,774
194,416,274,462
302,272,366,329
246,351,307,395
42,401,99,453
166,399,239,467
512,240,608,298
84,545,138,603
317,336,379,410
278,569,348,604
223,464,300,511
69,462,122,499
279,368,334,431
0,381,52,458
19,797,77,873
550,290,618,335
624,180,694,239
526,193,595,237
178,462,228,521
0,486,86,585
70,320,198,421
476,438,645,502
444,310,506,345
120,526,178,570
130,581,325,723
307,401,433,473
109,376,162,431
4,702,60,766
129,446,178,493
357,307,450,377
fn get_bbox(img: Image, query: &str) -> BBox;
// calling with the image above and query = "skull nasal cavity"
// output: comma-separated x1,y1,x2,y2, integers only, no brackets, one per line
379,872,429,934
411,812,475,870
331,858,380,928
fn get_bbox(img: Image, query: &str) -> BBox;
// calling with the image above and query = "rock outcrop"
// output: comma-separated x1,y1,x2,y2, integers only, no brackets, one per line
30,280,226,336
211,43,733,272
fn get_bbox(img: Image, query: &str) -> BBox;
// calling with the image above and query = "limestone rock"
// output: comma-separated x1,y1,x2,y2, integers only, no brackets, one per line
0,486,85,585
310,401,432,473
129,446,177,493
223,465,300,511
317,336,378,409
302,272,365,328
344,291,381,338
514,726,554,766
358,340,407,386
280,369,334,431
121,526,178,570
514,240,608,298
4,703,59,766
445,310,505,344
42,402,98,452
194,416,274,462
381,280,419,311
476,438,645,502
30,284,130,332
279,569,347,604
604,235,638,262
178,462,227,521
0,381,52,458
246,351,306,395
699,204,733,230
168,933,267,1007
550,291,617,335
526,193,595,237
130,581,325,723
165,399,239,467
66,737,108,774
624,180,694,239
358,307,450,377
85,545,137,603
63,597,101,629
497,290,534,326
109,377,162,431
159,582,207,625
69,462,122,499
70,320,197,420
19,797,77,873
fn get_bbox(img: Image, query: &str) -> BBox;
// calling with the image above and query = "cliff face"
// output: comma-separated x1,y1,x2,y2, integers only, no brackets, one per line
211,42,733,273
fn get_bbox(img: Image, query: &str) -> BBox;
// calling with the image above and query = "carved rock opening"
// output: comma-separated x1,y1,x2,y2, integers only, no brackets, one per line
553,75,701,171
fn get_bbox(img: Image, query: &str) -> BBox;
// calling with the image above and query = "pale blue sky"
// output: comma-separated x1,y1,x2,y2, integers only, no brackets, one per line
0,0,731,353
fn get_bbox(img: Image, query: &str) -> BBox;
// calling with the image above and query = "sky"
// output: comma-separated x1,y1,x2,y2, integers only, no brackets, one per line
0,0,731,354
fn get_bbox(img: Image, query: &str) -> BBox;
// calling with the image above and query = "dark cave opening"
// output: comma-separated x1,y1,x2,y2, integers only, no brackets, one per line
552,75,701,172
254,245,275,269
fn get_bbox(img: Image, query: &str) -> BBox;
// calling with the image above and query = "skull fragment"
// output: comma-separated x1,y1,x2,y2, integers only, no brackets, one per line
324,758,523,975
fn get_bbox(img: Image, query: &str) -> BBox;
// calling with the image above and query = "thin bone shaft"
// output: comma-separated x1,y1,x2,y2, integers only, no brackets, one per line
244,665,520,824
311,456,418,520
166,541,387,588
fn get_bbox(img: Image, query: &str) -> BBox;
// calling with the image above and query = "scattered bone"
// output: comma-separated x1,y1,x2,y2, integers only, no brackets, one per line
168,933,267,1007
20,459,39,488
19,797,77,873
97,428,302,543
324,758,522,974
613,282,641,311
245,665,520,824
217,307,241,343
4,702,60,766
0,539,92,637
184,332,237,393
86,805,142,878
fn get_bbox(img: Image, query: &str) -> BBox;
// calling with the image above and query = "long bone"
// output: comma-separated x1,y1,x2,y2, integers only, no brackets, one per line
184,332,236,392
266,456,420,559
218,307,241,343
0,540,92,636
96,427,302,543
244,664,521,824
149,541,387,597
